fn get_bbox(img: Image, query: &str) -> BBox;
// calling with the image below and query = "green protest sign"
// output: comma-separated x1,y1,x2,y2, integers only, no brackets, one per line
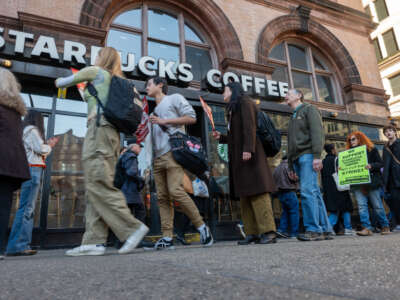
338,145,371,185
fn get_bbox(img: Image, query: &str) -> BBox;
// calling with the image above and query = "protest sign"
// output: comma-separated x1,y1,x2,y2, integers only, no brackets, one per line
338,145,371,185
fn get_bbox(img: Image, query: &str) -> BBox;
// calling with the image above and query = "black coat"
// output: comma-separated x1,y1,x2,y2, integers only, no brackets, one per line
383,139,400,190
120,150,144,204
0,104,30,192
321,153,353,212
366,147,384,189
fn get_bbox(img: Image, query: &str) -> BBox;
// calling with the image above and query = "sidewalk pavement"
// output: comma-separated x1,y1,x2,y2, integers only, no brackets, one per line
2,233,400,300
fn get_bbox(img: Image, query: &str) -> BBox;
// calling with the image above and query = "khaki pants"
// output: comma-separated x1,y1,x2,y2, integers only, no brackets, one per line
81,117,143,245
153,152,204,237
240,193,276,235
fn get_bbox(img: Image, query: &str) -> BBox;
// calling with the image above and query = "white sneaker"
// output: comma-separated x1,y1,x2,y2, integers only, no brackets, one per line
236,223,246,239
118,224,149,254
65,244,106,257
199,225,214,247
344,229,356,236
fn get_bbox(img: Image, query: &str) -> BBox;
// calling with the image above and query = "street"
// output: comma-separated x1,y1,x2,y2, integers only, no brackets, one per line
2,233,400,300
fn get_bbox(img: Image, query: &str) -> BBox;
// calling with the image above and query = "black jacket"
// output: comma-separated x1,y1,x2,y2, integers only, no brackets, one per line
364,147,383,190
120,150,144,204
383,139,400,190
321,153,353,212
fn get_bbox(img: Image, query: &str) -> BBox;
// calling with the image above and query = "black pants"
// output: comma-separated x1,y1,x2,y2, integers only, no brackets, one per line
389,188,400,226
0,181,15,254
128,203,146,223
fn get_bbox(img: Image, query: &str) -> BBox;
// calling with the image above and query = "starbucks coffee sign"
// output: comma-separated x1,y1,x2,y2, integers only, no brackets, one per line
0,27,288,98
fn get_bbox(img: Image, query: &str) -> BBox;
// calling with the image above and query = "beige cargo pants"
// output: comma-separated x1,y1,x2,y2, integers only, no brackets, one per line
81,117,143,245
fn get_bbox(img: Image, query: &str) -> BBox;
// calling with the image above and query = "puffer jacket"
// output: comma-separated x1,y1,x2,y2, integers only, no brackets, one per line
23,125,51,166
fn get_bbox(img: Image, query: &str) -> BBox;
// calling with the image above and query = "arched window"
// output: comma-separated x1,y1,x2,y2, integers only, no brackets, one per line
106,5,214,83
269,41,341,104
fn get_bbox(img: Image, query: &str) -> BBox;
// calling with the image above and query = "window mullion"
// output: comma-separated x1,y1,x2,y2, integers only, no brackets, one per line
178,13,185,63
308,47,320,102
142,4,148,56
284,42,294,88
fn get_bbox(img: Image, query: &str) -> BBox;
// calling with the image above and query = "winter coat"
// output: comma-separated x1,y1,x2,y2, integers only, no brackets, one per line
272,159,298,191
220,98,276,198
321,153,353,212
120,150,144,204
0,93,30,191
352,147,383,191
382,139,400,190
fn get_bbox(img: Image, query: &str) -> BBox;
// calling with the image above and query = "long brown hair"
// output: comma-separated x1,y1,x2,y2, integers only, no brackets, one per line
96,47,124,77
346,131,374,151
0,67,27,116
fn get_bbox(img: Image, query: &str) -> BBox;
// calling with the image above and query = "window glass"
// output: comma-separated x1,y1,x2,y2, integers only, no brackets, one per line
269,113,290,131
271,64,289,83
389,73,400,96
313,55,326,70
292,71,314,100
323,121,348,138
269,43,286,61
56,98,88,114
358,125,380,141
211,106,226,125
288,44,309,70
21,93,31,108
148,41,179,71
185,24,204,43
383,29,399,57
186,46,212,81
317,75,336,104
364,5,372,18
107,29,141,64
373,39,383,61
148,9,179,43
113,9,142,28
374,0,389,21
31,95,53,110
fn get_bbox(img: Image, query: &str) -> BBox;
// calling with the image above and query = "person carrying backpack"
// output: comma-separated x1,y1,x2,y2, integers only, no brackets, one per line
213,82,277,245
55,47,148,256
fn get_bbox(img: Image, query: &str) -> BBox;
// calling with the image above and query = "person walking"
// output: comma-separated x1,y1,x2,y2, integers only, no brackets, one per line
382,125,400,230
55,47,148,256
346,131,390,236
273,156,299,239
285,88,333,241
6,111,58,256
321,144,355,236
146,76,213,250
213,82,277,245
0,68,31,260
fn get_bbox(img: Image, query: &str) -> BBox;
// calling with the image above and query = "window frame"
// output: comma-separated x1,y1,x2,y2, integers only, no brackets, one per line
268,40,343,105
389,73,400,97
382,28,399,58
106,3,217,86
373,0,389,22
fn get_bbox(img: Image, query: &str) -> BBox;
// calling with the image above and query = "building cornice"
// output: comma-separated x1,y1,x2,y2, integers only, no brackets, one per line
344,84,387,97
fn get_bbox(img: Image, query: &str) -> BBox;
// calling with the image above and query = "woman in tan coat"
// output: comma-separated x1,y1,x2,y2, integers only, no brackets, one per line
213,82,277,245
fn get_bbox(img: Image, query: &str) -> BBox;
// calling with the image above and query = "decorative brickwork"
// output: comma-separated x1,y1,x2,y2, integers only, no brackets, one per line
79,0,243,62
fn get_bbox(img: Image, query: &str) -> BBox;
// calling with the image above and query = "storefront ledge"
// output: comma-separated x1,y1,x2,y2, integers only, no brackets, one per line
221,58,275,75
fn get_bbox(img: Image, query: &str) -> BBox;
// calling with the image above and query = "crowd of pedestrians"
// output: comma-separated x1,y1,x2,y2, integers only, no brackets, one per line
1,46,400,260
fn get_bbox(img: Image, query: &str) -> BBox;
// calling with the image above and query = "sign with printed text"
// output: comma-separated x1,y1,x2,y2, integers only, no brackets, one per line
338,145,371,185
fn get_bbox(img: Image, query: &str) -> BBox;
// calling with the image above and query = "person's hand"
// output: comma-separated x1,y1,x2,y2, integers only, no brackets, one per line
313,159,323,172
149,115,167,126
212,130,221,140
365,164,372,170
47,137,59,148
242,152,252,161
288,171,298,181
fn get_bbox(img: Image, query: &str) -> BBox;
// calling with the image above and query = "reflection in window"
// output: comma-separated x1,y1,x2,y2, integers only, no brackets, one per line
148,9,179,43
186,46,212,81
107,29,142,64
113,9,141,28
148,41,179,71
31,95,53,109
185,24,203,43
269,41,339,104
323,121,348,138
56,98,88,114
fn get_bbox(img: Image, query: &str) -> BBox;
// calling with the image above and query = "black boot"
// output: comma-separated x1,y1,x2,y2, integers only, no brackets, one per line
238,235,260,245
258,232,277,244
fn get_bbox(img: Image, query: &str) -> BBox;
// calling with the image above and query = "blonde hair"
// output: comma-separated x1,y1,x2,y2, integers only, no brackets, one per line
96,47,124,77
0,67,27,115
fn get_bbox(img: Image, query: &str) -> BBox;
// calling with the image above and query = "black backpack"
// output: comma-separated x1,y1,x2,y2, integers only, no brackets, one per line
87,76,143,134
256,111,281,157
114,157,126,189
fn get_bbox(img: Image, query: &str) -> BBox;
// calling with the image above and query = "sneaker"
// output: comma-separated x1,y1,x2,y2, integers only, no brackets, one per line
65,244,106,257
236,223,246,239
276,231,289,239
344,229,356,236
144,237,175,251
297,231,324,241
381,227,391,235
6,249,38,256
356,228,373,236
118,224,149,254
199,225,214,246
323,232,335,240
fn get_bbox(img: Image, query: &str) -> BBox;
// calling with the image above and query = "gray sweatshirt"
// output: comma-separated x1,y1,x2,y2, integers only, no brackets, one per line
152,94,196,158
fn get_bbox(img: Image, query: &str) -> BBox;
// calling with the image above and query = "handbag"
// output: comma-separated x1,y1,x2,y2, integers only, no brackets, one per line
332,157,350,191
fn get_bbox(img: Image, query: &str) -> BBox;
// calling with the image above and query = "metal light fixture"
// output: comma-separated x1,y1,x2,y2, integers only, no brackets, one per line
0,59,12,68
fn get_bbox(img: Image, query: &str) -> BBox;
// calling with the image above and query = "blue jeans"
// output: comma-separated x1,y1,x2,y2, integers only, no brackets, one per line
6,167,42,254
354,188,389,230
277,191,299,236
329,212,352,230
293,154,333,233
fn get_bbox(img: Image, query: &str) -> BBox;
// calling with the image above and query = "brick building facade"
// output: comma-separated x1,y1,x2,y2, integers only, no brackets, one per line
0,0,394,246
